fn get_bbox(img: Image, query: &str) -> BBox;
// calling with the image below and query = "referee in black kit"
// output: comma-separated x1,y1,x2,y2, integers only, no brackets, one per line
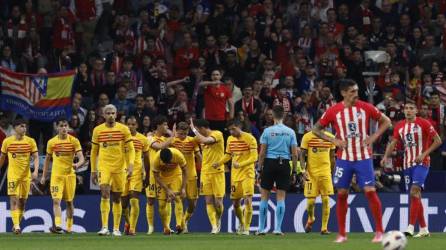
257,105,299,235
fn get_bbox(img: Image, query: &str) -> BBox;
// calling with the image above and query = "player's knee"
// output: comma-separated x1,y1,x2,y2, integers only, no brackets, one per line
410,186,421,198
232,200,241,208
243,196,253,206
53,199,61,206
337,188,349,195
147,198,154,205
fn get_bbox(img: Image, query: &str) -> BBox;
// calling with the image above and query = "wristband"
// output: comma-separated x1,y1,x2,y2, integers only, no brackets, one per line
192,128,198,134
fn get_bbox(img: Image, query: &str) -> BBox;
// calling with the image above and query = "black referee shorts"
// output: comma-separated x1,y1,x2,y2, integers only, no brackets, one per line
260,158,291,191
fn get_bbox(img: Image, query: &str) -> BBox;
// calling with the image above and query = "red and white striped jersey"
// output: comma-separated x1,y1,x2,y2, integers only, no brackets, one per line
319,100,382,161
393,117,438,169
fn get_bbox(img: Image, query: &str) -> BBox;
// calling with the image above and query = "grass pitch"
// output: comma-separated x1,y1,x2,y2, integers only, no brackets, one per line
0,232,442,250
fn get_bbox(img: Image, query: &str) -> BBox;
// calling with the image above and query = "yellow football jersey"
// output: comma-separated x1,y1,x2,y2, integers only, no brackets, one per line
47,134,82,176
129,132,150,176
198,130,224,174
226,132,258,182
300,131,335,177
1,135,37,180
172,136,199,180
92,122,134,173
152,147,186,180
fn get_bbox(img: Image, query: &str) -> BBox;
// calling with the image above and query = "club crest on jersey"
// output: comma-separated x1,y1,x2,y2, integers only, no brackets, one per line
312,148,318,153
347,122,361,138
103,142,108,148
405,133,417,147
12,153,16,158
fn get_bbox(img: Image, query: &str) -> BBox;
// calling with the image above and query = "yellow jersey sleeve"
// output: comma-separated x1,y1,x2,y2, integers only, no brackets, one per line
0,137,7,154
46,138,54,155
172,148,187,167
73,137,82,152
300,132,310,149
30,137,38,153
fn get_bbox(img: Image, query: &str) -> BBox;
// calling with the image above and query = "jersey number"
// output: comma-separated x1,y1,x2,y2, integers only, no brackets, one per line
334,167,344,178
51,186,59,193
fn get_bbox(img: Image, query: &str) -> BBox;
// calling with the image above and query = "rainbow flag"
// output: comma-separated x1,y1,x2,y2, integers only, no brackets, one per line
0,67,75,122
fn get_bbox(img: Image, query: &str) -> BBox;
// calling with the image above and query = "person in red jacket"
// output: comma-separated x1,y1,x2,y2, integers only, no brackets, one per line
52,6,76,52
69,0,102,55
174,32,199,78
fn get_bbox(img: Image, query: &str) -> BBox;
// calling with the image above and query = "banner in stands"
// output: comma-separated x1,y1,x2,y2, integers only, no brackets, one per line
0,193,445,233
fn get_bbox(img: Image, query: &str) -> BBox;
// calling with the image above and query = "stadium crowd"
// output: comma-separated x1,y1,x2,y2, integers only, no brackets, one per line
2,0,446,194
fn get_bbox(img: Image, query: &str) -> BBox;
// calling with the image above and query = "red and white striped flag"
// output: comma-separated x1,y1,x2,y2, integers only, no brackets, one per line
0,67,45,105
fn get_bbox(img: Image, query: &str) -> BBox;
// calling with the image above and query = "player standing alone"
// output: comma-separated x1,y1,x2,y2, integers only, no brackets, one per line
312,79,391,243
41,117,85,233
0,119,39,234
300,130,335,235
381,100,441,238
91,104,135,236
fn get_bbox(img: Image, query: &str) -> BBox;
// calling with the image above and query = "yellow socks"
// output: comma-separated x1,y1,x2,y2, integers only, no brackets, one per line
215,203,224,221
146,203,154,229
174,198,184,227
244,204,253,229
11,210,20,229
112,202,122,231
66,217,73,232
235,206,244,227
158,200,170,230
321,196,330,231
129,198,139,232
306,198,316,222
206,204,217,228
122,207,130,225
18,209,24,223
166,202,172,229
100,198,110,229
54,215,62,227
183,210,193,227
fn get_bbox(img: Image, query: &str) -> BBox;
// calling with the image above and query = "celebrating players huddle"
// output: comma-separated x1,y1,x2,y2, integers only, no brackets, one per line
0,79,441,243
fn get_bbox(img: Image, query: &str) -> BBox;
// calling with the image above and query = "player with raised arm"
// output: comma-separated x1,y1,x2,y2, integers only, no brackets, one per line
172,122,202,233
215,119,258,235
145,115,174,234
312,79,391,243
381,100,441,238
121,116,150,235
300,130,335,235
41,117,85,234
0,119,39,234
91,104,135,236
152,147,188,234
190,118,225,234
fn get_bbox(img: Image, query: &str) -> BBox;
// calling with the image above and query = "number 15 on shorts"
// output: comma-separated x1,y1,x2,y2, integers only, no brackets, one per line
333,166,343,184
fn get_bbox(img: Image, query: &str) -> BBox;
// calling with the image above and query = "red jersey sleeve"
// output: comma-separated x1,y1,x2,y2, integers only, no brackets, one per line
225,85,232,99
421,118,438,138
364,102,382,121
392,122,402,140
319,109,333,127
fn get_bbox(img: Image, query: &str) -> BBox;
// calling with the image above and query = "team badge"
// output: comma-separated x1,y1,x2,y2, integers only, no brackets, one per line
12,153,16,158
312,148,318,153
55,152,60,157
220,92,224,97
103,142,108,148
108,134,113,138
348,122,357,133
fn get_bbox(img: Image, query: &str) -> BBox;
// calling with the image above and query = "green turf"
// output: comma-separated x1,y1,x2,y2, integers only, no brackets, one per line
0,233,442,250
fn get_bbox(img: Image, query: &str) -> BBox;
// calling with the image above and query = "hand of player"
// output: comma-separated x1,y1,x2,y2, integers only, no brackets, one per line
414,154,425,164
302,171,309,181
127,164,134,177
32,171,38,181
333,138,347,149
180,188,186,199
167,189,176,201
39,176,46,185
380,157,389,167
363,135,377,147
190,118,195,130
91,172,98,185
172,123,177,137
72,163,79,170
233,162,240,169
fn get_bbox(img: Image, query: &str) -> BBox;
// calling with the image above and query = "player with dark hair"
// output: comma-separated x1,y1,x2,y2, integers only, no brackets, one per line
313,79,391,243
215,119,258,235
41,117,85,234
190,118,225,234
121,116,150,235
381,100,441,238
0,119,39,234
152,147,188,234
172,121,202,233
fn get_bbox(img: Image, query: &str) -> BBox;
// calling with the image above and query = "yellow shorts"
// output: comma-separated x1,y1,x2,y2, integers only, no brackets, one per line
50,175,76,201
230,178,255,200
200,172,225,198
7,178,30,199
99,170,125,193
145,171,158,198
122,173,144,196
157,176,182,200
304,175,334,198
186,178,198,200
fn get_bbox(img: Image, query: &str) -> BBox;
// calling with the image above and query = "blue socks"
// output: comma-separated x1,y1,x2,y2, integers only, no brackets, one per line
274,200,285,233
258,199,268,232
